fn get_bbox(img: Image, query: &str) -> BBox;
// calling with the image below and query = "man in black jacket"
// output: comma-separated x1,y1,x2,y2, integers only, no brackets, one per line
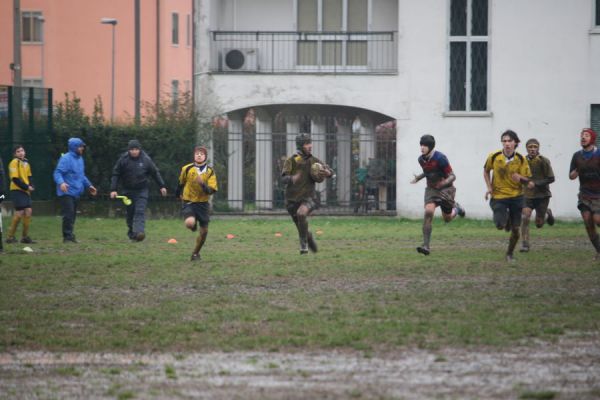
110,140,167,241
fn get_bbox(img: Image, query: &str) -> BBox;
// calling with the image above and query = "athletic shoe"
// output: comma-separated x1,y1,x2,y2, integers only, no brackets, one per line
546,209,555,226
519,241,530,253
307,232,318,253
416,246,430,256
63,237,78,243
5,237,17,244
300,239,309,254
20,237,36,244
506,253,516,263
190,253,200,261
455,202,466,218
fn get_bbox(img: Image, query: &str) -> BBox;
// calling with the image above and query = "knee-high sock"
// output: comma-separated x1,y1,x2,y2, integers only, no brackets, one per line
521,219,530,244
508,229,520,255
22,216,31,237
7,214,22,238
591,234,600,253
193,231,208,255
297,215,308,244
422,220,432,248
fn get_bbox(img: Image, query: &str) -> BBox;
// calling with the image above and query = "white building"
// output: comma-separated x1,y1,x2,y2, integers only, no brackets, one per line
194,0,600,218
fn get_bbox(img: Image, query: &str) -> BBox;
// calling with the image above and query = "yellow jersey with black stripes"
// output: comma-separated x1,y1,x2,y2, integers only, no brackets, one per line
8,157,32,193
484,150,531,199
178,163,218,203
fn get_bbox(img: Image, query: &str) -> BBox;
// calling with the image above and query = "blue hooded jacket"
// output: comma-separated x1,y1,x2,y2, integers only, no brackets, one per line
53,138,92,198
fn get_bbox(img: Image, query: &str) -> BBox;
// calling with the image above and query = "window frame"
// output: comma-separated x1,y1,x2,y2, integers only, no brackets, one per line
22,11,43,44
445,0,492,116
294,0,371,71
172,12,179,46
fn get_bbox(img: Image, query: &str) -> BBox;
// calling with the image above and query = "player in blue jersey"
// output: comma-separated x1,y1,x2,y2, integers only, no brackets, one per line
411,135,465,255
569,128,600,259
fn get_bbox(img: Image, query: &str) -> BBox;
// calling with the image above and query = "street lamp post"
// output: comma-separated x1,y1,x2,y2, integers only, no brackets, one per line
36,15,45,86
101,17,117,123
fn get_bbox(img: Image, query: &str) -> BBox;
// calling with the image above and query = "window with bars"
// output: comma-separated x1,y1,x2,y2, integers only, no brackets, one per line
596,0,600,26
171,80,179,110
592,105,600,146
22,11,43,43
448,0,488,112
172,12,179,45
297,0,368,67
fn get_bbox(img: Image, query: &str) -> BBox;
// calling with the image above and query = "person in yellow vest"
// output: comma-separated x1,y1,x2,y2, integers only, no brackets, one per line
6,145,36,244
484,130,533,262
176,146,218,261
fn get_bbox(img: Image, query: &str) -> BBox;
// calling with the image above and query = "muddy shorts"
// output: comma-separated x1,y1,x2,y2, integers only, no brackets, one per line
524,197,550,217
490,196,524,230
11,190,32,211
182,201,210,228
577,193,600,214
286,198,319,217
424,186,456,214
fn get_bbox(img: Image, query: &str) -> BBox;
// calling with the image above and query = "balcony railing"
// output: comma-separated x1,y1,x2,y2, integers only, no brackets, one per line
210,31,398,74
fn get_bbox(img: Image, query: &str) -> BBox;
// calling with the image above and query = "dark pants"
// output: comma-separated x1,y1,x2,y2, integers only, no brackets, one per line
60,195,78,240
490,196,524,230
125,189,148,238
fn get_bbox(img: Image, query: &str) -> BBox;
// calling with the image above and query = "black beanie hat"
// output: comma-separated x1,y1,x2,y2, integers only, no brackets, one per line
128,139,142,150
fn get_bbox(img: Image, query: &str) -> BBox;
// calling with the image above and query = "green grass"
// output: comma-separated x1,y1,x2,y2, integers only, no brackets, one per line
1,215,599,353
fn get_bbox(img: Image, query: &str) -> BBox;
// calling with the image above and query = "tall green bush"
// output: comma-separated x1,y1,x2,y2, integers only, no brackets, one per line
52,92,208,196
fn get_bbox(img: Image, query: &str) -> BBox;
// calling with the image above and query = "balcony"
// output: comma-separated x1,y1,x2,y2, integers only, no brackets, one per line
210,31,398,75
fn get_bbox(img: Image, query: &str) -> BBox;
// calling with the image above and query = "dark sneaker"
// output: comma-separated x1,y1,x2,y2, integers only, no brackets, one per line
519,241,530,253
506,253,516,263
5,237,17,244
455,202,466,218
63,237,78,243
134,232,146,242
546,209,555,226
190,253,200,261
416,246,430,256
307,232,318,253
20,236,36,244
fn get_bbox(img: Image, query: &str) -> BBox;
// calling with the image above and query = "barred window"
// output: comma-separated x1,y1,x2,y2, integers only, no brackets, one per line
22,11,43,43
448,0,488,112
592,105,600,145
596,0,600,26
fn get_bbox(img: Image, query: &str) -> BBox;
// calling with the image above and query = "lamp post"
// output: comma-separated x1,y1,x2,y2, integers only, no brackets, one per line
36,15,45,86
100,17,117,123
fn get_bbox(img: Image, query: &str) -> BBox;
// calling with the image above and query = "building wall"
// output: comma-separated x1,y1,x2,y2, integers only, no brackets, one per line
195,0,600,218
0,0,192,120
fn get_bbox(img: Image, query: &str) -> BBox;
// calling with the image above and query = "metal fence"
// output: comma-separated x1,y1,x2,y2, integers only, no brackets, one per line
211,31,398,74
0,85,54,200
210,116,396,215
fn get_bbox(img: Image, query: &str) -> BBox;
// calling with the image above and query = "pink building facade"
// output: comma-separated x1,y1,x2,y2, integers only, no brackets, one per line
0,0,193,121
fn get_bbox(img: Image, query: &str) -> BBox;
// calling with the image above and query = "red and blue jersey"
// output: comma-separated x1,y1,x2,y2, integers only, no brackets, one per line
418,150,453,187
570,147,600,198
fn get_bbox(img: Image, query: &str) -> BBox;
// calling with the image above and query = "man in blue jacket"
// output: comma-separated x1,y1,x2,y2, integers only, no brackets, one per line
110,139,167,241
53,138,97,243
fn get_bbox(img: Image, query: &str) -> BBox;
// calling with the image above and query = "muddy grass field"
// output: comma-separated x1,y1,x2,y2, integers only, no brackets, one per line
1,216,599,399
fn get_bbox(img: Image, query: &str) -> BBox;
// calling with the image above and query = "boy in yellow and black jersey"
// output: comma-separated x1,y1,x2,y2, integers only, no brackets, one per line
6,145,36,244
484,130,533,262
176,146,218,261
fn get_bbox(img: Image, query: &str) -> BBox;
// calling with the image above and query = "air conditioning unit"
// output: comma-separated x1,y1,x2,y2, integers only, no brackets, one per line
222,48,259,72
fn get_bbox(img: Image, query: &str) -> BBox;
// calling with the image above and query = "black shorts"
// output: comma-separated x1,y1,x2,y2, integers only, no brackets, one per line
182,202,210,228
286,198,318,217
524,197,550,216
490,196,524,230
10,190,32,211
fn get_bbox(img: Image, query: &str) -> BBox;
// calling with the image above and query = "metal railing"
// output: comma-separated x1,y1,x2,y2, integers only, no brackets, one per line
210,31,398,74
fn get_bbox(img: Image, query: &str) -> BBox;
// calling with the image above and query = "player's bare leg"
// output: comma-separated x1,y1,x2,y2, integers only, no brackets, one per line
417,203,435,255
520,207,532,252
581,210,600,260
